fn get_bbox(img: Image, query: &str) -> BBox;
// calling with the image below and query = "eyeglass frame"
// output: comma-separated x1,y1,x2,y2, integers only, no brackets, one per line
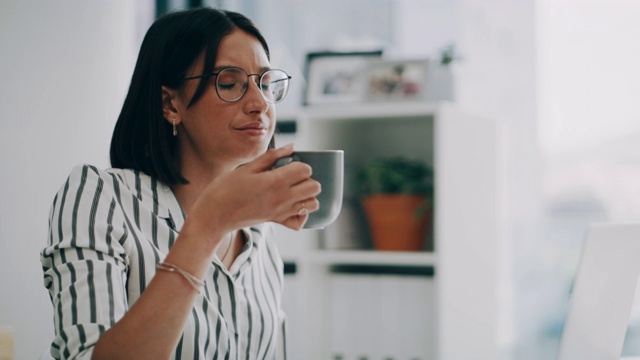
182,67,292,104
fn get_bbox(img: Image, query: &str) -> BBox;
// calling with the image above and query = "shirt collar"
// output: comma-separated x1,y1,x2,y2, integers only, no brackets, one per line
108,168,184,230
156,180,185,231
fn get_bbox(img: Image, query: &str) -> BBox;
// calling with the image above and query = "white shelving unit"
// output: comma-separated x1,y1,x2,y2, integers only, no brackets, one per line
275,102,500,360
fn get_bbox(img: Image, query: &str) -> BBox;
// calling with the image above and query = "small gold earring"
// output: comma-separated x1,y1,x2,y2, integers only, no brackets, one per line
172,119,177,136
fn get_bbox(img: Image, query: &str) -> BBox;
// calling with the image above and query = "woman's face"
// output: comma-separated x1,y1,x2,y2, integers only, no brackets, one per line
172,29,276,174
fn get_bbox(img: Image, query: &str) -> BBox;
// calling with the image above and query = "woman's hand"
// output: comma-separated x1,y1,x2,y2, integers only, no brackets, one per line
188,145,321,237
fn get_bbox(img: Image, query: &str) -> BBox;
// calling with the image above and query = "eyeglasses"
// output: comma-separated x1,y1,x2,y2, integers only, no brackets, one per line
183,67,292,103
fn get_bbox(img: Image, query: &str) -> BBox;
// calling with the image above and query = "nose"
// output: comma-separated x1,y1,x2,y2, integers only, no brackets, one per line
243,75,269,109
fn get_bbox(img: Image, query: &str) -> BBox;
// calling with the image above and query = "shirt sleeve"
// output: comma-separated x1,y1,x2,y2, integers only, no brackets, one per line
41,164,130,360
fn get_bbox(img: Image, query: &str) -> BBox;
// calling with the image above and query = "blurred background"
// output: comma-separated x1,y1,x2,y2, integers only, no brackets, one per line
2,0,640,359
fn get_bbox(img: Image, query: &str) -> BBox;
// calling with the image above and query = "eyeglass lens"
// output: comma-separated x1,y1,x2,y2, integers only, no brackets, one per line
216,68,290,103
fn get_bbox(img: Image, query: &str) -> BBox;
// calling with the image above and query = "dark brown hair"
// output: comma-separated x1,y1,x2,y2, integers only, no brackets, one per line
110,8,271,184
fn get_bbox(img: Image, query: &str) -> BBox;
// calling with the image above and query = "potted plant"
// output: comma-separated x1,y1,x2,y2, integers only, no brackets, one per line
356,157,434,251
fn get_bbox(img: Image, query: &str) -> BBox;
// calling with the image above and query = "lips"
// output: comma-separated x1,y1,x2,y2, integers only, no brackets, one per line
235,122,268,136
237,122,266,130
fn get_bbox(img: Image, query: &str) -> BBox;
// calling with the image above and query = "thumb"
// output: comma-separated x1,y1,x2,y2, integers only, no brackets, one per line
244,143,295,173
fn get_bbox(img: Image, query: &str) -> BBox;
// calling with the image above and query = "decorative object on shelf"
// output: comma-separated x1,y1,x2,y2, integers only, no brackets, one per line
356,157,434,251
424,43,461,102
363,59,429,103
303,50,383,106
438,43,460,66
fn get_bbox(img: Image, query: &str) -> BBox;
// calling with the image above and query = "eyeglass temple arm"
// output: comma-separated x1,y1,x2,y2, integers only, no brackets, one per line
183,73,291,82
271,76,292,84
183,73,215,81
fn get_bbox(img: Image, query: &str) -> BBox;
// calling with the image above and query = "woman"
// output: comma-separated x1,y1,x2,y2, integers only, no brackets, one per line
40,7,319,359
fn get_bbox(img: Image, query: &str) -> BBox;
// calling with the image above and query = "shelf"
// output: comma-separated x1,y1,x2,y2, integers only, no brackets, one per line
281,102,499,360
300,101,450,120
306,249,436,267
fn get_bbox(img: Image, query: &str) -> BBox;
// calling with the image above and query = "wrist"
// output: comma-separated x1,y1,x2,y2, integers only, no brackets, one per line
163,223,228,279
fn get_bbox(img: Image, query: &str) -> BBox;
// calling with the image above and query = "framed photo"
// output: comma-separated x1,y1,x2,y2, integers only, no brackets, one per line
363,59,429,103
303,50,383,106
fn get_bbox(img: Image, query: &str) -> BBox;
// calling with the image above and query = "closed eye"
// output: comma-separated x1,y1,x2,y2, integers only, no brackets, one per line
218,82,240,91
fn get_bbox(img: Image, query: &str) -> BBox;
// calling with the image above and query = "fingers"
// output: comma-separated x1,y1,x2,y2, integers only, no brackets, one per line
239,144,316,190
294,197,319,216
228,143,322,228
289,197,321,222
278,215,307,231
276,197,320,231
261,146,315,188
297,203,309,216
244,144,295,173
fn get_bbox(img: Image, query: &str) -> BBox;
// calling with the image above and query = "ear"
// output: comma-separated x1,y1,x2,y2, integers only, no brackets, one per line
161,85,181,125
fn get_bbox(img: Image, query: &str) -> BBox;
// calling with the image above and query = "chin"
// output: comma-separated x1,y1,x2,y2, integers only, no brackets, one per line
237,143,270,164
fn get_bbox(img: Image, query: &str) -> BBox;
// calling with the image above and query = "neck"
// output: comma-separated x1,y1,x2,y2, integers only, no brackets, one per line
172,160,237,214
171,182,202,215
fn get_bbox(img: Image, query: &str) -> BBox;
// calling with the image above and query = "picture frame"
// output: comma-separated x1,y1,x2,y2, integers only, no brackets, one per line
363,59,430,103
303,50,383,106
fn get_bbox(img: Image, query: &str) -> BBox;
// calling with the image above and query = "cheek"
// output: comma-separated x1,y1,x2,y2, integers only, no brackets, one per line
202,103,234,128
267,108,277,132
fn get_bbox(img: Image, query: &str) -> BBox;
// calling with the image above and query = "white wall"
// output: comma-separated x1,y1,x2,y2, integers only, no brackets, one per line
538,0,640,158
533,1,640,359
454,0,538,357
0,2,139,358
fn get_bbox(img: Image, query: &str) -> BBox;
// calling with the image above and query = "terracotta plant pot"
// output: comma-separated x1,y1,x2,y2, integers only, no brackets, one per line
361,194,432,251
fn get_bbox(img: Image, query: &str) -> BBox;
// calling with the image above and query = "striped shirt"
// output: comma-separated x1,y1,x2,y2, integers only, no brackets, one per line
41,164,287,359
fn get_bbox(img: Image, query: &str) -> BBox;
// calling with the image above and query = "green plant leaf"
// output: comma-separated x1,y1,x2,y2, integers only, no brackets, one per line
356,156,434,197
